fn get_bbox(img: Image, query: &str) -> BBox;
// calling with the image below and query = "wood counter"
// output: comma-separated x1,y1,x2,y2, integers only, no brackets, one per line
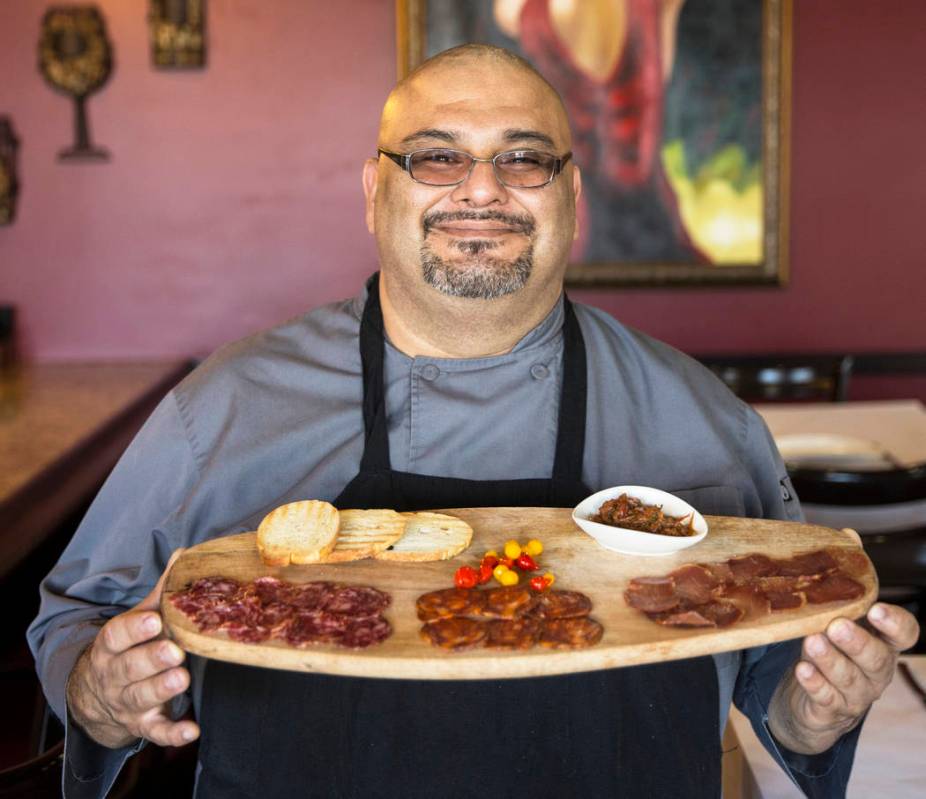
0,360,192,578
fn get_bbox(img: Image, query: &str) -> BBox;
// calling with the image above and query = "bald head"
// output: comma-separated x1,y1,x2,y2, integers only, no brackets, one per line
378,44,572,151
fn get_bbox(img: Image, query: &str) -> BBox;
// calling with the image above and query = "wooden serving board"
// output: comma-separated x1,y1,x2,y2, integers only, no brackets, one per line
162,508,877,680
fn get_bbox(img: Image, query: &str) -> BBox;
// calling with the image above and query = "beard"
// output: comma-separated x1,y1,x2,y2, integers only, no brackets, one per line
420,210,536,300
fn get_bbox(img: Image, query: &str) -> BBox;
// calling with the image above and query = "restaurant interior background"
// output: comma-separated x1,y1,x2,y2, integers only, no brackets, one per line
1,0,925,795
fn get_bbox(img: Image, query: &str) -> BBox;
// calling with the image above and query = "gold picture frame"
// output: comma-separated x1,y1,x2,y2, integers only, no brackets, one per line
397,0,792,287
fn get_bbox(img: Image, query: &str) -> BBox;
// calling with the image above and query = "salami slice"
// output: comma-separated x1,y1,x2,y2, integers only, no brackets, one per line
324,585,391,617
225,622,272,643
188,576,242,597
284,610,352,646
171,577,392,649
484,617,542,650
416,588,486,621
341,616,392,649
533,589,593,619
420,618,487,650
539,617,603,650
289,581,336,610
480,585,537,619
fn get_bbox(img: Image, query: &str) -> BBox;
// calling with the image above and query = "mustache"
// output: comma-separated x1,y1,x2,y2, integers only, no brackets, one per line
422,210,536,237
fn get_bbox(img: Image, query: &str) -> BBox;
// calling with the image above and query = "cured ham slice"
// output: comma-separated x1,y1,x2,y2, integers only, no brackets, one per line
803,574,866,603
728,554,777,581
623,576,679,613
776,550,838,577
669,564,719,604
625,547,870,630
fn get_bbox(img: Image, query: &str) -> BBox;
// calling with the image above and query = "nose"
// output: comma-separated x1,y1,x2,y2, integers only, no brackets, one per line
448,158,508,207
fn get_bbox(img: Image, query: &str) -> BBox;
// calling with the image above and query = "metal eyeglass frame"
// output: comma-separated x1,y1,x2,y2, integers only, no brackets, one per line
377,148,573,188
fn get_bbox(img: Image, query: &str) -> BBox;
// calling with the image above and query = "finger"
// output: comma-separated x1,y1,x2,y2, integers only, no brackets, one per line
139,715,200,748
113,639,185,687
867,603,921,652
136,548,186,612
97,610,163,656
794,659,843,712
120,666,190,715
801,634,857,711
824,617,893,683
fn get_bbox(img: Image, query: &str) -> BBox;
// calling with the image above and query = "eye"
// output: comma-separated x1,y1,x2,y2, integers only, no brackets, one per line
498,151,548,169
415,149,466,166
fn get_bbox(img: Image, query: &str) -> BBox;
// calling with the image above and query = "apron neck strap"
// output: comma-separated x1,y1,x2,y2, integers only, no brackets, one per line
358,271,588,481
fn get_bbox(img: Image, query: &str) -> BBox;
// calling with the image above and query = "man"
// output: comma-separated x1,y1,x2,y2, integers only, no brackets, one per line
29,45,918,798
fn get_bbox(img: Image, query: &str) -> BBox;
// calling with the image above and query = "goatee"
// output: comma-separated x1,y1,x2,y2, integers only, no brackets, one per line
420,210,535,300
421,241,534,300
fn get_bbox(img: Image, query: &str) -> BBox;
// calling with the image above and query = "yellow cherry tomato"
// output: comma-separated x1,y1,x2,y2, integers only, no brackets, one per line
503,539,522,560
493,564,510,582
525,539,543,557
484,550,498,559
500,570,520,586
543,571,555,587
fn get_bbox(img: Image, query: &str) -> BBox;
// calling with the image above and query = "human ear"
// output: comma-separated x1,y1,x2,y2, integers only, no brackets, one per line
362,158,379,235
572,164,582,241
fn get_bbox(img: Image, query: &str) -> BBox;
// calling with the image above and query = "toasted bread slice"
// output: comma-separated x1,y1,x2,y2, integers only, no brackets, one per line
321,509,407,563
375,512,473,562
257,500,340,566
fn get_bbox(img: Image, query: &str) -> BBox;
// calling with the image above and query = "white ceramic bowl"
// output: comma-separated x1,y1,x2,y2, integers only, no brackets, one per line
572,485,708,556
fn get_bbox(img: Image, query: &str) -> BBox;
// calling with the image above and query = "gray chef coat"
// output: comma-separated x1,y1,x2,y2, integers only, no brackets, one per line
28,282,863,798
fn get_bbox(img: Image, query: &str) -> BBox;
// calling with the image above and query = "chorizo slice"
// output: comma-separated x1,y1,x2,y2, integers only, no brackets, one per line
539,617,604,650
416,588,486,622
533,589,593,619
480,585,537,619
420,618,487,650
485,617,542,650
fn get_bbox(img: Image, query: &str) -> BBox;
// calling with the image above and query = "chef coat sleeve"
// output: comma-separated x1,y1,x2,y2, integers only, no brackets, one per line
734,409,864,797
26,391,199,799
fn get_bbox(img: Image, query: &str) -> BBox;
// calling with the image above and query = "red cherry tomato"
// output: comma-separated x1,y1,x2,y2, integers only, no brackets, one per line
478,562,494,584
454,565,478,589
482,555,499,570
499,556,515,569
529,576,547,592
516,553,539,572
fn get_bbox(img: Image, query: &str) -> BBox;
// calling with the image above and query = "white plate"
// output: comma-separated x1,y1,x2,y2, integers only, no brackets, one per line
572,485,708,556
775,433,894,470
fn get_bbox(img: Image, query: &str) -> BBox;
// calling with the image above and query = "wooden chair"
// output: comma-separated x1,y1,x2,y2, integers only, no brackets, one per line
789,464,926,652
696,354,854,402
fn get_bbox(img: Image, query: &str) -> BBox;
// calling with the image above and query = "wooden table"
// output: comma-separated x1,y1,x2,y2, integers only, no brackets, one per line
725,654,926,798
0,360,192,579
754,400,926,468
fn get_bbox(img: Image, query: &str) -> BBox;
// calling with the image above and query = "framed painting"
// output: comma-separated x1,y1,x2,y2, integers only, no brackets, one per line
397,0,792,287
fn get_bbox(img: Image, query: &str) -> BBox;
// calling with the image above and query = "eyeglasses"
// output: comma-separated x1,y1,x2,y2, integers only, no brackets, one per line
377,147,572,189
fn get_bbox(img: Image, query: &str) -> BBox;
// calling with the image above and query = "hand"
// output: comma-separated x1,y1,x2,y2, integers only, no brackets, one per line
66,550,200,749
768,602,920,754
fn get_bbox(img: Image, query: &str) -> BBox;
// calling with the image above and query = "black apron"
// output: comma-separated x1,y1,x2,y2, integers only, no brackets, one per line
196,275,722,798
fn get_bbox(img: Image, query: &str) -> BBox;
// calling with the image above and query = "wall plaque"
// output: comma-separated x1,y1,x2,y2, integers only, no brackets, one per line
149,0,206,69
38,6,113,161
0,117,20,225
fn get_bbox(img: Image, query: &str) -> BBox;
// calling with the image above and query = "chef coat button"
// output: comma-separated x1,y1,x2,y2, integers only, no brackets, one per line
530,364,549,380
420,364,440,381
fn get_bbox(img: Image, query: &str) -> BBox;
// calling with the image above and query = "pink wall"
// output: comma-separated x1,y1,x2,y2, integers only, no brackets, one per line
2,0,924,364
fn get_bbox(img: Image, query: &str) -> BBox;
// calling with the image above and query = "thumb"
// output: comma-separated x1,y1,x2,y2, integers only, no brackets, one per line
135,548,186,611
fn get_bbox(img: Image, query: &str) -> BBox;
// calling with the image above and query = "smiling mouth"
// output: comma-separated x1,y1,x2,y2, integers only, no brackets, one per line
423,211,536,239
434,224,519,238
